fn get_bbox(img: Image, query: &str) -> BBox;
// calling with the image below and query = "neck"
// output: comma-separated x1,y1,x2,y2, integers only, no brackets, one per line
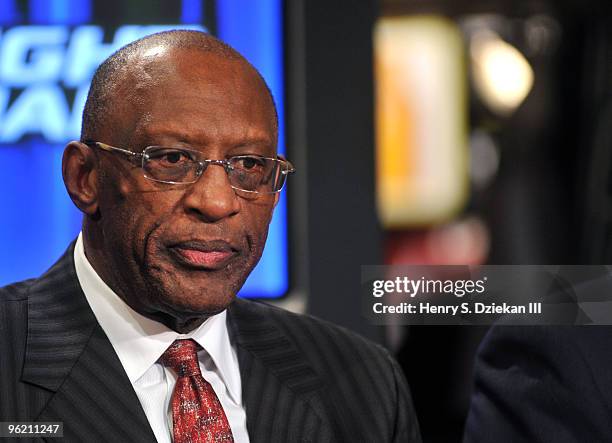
145,312,209,333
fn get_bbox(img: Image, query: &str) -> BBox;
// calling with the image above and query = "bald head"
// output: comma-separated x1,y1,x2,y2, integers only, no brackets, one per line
80,30,277,143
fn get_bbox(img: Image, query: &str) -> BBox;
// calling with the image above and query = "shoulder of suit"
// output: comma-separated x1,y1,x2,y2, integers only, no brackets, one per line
0,278,35,303
236,298,394,362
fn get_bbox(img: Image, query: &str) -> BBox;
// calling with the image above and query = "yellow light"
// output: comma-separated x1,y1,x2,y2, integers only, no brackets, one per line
471,31,534,116
374,16,469,228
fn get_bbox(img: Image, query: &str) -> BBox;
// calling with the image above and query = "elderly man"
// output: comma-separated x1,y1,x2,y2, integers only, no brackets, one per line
0,31,420,442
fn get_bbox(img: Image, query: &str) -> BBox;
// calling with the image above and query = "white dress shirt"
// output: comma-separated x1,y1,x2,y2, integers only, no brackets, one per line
73,233,249,443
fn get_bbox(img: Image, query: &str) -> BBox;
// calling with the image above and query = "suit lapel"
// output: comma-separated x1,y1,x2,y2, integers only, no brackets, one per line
21,243,156,442
227,299,339,442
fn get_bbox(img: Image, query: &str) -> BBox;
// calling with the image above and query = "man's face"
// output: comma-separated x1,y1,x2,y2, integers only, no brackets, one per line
92,48,278,322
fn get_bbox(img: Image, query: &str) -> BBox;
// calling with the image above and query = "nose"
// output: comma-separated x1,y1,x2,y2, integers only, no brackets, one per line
182,161,240,222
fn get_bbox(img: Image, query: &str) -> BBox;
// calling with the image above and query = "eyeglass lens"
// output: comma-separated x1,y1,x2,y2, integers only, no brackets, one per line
142,147,288,193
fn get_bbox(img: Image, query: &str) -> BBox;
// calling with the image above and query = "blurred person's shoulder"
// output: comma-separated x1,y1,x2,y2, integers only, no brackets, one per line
480,324,612,401
480,324,612,368
465,324,612,443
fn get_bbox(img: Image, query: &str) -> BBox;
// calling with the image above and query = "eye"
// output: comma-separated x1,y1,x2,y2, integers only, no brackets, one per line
165,151,184,164
142,147,200,183
146,148,195,166
234,156,266,170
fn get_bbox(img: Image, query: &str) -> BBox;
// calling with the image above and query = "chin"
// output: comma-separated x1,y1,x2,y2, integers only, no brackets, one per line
143,245,256,318
179,292,235,315
151,276,238,316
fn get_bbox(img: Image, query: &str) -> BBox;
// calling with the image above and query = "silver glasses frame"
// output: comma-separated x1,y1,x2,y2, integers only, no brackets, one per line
85,141,295,194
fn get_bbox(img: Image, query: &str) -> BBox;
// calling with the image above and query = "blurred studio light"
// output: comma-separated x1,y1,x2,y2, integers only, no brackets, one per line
374,16,469,228
470,30,534,116
470,129,500,190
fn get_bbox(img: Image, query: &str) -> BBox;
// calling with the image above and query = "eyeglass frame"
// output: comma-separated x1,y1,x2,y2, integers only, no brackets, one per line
83,140,295,194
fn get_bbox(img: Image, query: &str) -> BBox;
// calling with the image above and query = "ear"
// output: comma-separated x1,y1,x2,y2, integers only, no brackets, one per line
62,141,99,215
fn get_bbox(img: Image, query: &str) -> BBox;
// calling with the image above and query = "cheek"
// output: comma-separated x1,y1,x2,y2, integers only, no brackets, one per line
242,198,276,256
99,185,177,262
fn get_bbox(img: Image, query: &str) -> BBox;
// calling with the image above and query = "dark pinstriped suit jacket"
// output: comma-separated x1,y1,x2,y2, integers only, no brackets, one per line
0,244,420,442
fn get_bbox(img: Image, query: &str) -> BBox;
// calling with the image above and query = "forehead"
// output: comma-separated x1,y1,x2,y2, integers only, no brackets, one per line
109,48,277,149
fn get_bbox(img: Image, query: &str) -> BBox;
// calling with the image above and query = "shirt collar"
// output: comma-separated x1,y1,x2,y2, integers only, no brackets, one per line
73,232,242,403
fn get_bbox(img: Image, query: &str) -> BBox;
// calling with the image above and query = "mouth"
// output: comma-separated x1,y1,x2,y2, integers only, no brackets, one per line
168,240,239,270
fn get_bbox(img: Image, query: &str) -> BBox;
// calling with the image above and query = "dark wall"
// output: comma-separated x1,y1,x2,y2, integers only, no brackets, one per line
286,0,383,342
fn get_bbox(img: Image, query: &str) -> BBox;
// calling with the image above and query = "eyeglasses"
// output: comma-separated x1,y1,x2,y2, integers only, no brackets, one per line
84,141,295,194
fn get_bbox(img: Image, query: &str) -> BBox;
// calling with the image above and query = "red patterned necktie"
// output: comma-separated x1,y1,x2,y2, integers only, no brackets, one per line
160,339,234,443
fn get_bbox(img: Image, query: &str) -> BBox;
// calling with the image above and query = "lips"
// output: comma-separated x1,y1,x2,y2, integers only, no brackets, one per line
168,240,238,270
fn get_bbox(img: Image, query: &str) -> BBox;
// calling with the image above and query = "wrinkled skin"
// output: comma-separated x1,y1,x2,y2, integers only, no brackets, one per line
63,47,279,332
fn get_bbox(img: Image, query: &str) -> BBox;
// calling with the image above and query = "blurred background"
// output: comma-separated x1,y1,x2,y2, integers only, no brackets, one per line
2,0,612,441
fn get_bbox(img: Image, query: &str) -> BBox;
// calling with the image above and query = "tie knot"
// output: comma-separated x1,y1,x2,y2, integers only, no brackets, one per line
161,339,201,377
